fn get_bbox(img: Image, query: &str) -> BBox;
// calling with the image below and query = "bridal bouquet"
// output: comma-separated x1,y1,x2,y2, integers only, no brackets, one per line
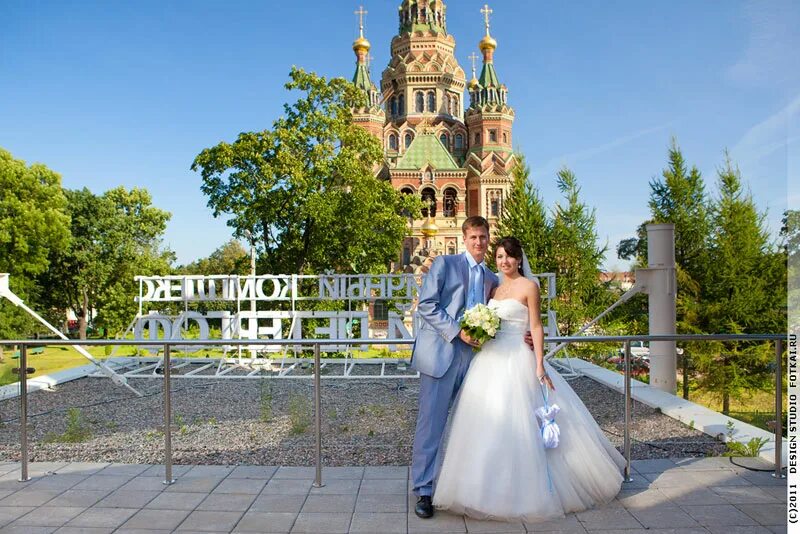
460,303,501,350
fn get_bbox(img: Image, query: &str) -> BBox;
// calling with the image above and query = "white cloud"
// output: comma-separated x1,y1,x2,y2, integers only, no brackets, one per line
535,121,675,175
731,94,799,163
727,0,800,88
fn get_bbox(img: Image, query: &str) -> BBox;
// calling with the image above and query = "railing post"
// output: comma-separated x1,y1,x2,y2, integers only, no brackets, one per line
18,344,30,482
623,340,633,482
774,338,785,479
163,343,175,485
313,343,324,488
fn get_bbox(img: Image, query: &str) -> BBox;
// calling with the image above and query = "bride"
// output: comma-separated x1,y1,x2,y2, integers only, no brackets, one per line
433,237,625,522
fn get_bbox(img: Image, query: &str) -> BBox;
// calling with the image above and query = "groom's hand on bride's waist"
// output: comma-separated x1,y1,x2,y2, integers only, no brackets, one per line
459,330,480,348
524,331,534,350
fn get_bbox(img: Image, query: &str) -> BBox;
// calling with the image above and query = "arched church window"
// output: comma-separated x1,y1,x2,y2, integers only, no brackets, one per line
502,132,508,144
491,198,500,217
439,133,449,148
390,97,398,117
455,134,464,149
489,129,498,143
415,92,424,113
398,93,405,115
474,133,481,144
405,132,413,148
443,188,457,217
443,94,450,114
421,188,436,217
426,91,436,112
389,134,399,151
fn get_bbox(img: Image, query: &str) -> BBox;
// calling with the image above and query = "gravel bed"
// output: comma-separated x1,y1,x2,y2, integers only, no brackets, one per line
0,370,726,465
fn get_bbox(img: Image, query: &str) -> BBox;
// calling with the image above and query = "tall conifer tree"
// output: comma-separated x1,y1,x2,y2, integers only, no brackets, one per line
648,139,712,333
695,154,784,413
550,167,608,335
494,155,551,273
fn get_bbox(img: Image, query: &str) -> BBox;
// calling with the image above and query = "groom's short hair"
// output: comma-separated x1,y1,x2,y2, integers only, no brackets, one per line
462,216,490,235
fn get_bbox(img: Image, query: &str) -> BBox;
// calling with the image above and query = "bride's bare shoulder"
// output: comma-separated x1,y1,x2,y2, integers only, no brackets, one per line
520,278,540,296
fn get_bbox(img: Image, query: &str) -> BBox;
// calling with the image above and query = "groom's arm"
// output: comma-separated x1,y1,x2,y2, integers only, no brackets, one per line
417,256,461,343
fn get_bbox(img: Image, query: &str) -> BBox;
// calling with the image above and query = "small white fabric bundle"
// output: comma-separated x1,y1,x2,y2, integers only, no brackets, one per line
536,402,560,449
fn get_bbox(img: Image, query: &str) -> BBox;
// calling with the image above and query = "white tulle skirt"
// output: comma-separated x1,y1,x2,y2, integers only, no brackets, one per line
433,330,625,522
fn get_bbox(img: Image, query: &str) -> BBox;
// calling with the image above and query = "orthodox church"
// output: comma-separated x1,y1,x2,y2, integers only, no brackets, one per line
348,1,516,271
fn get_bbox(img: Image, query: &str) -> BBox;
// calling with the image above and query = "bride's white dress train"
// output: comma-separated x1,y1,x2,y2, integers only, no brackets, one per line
433,298,625,522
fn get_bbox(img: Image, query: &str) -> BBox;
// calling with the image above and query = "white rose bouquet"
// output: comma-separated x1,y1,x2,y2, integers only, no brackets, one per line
460,303,501,350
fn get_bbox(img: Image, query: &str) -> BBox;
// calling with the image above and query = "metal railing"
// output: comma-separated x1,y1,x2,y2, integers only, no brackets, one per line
3,333,786,487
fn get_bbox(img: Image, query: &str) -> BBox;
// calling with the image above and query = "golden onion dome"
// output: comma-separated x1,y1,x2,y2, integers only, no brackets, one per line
421,217,439,237
479,34,497,52
468,75,479,90
353,36,371,53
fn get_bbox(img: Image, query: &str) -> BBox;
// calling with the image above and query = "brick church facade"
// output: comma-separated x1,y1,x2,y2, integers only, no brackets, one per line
349,1,516,271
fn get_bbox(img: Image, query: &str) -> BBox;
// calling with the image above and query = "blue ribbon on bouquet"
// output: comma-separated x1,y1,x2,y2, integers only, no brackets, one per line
538,383,558,494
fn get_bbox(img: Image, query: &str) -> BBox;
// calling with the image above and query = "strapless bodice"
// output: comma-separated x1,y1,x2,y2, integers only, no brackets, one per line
487,298,529,334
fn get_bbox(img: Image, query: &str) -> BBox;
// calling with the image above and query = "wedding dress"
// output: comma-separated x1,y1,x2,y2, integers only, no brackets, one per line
433,298,625,522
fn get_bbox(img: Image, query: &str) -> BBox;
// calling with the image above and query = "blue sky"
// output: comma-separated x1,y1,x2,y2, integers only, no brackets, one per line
1,1,797,271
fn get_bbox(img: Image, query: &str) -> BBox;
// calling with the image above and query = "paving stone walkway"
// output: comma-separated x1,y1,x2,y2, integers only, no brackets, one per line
0,458,787,533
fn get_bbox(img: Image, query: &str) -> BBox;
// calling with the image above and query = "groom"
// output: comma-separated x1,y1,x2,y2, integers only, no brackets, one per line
410,216,499,518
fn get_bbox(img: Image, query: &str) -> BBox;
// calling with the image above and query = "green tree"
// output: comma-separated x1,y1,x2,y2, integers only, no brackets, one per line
550,167,609,336
43,187,172,338
0,148,70,339
695,155,785,413
178,240,249,276
784,209,800,327
494,155,552,273
649,139,712,333
192,67,420,275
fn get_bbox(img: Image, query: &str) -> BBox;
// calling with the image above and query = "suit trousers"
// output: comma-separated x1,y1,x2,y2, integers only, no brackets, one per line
411,345,473,497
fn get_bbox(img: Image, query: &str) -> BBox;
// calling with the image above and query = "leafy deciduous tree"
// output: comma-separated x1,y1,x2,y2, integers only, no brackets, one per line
43,187,172,338
192,68,420,276
0,148,70,339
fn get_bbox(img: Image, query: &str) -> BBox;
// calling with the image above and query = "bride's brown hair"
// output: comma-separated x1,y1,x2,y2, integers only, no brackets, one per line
494,237,525,276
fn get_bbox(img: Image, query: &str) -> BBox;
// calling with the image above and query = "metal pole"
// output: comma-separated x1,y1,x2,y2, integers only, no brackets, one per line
623,340,633,482
250,242,257,359
163,344,175,485
774,338,785,479
18,344,30,482
313,343,324,488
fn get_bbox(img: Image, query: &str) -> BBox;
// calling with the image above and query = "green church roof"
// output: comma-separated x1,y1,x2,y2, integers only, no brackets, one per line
396,134,459,170
479,61,501,88
352,64,372,92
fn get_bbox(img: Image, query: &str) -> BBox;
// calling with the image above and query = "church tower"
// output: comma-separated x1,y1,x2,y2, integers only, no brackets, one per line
351,6,385,139
348,2,515,271
464,4,516,222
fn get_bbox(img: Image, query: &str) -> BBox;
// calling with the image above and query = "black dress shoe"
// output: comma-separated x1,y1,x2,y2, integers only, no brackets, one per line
415,495,434,518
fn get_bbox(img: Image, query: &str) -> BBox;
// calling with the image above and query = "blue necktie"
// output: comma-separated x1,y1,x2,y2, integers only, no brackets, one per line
468,265,483,309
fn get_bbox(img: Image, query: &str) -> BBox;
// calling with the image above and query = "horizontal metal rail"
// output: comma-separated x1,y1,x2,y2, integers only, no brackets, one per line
3,333,786,488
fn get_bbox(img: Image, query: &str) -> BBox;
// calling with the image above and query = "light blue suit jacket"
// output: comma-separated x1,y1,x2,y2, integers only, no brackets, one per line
410,253,499,378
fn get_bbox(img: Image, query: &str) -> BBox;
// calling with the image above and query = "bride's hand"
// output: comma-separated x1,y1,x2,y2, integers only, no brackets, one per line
537,369,555,391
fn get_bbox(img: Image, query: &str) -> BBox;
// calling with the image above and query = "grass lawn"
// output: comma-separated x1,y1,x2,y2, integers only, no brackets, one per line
0,345,129,386
685,384,784,433
0,343,411,387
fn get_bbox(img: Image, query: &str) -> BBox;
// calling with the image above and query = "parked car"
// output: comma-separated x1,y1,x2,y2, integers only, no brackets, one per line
616,341,683,360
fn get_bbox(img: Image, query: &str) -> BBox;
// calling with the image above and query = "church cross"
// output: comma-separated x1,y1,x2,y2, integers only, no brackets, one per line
480,4,493,35
468,52,479,76
355,6,368,37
